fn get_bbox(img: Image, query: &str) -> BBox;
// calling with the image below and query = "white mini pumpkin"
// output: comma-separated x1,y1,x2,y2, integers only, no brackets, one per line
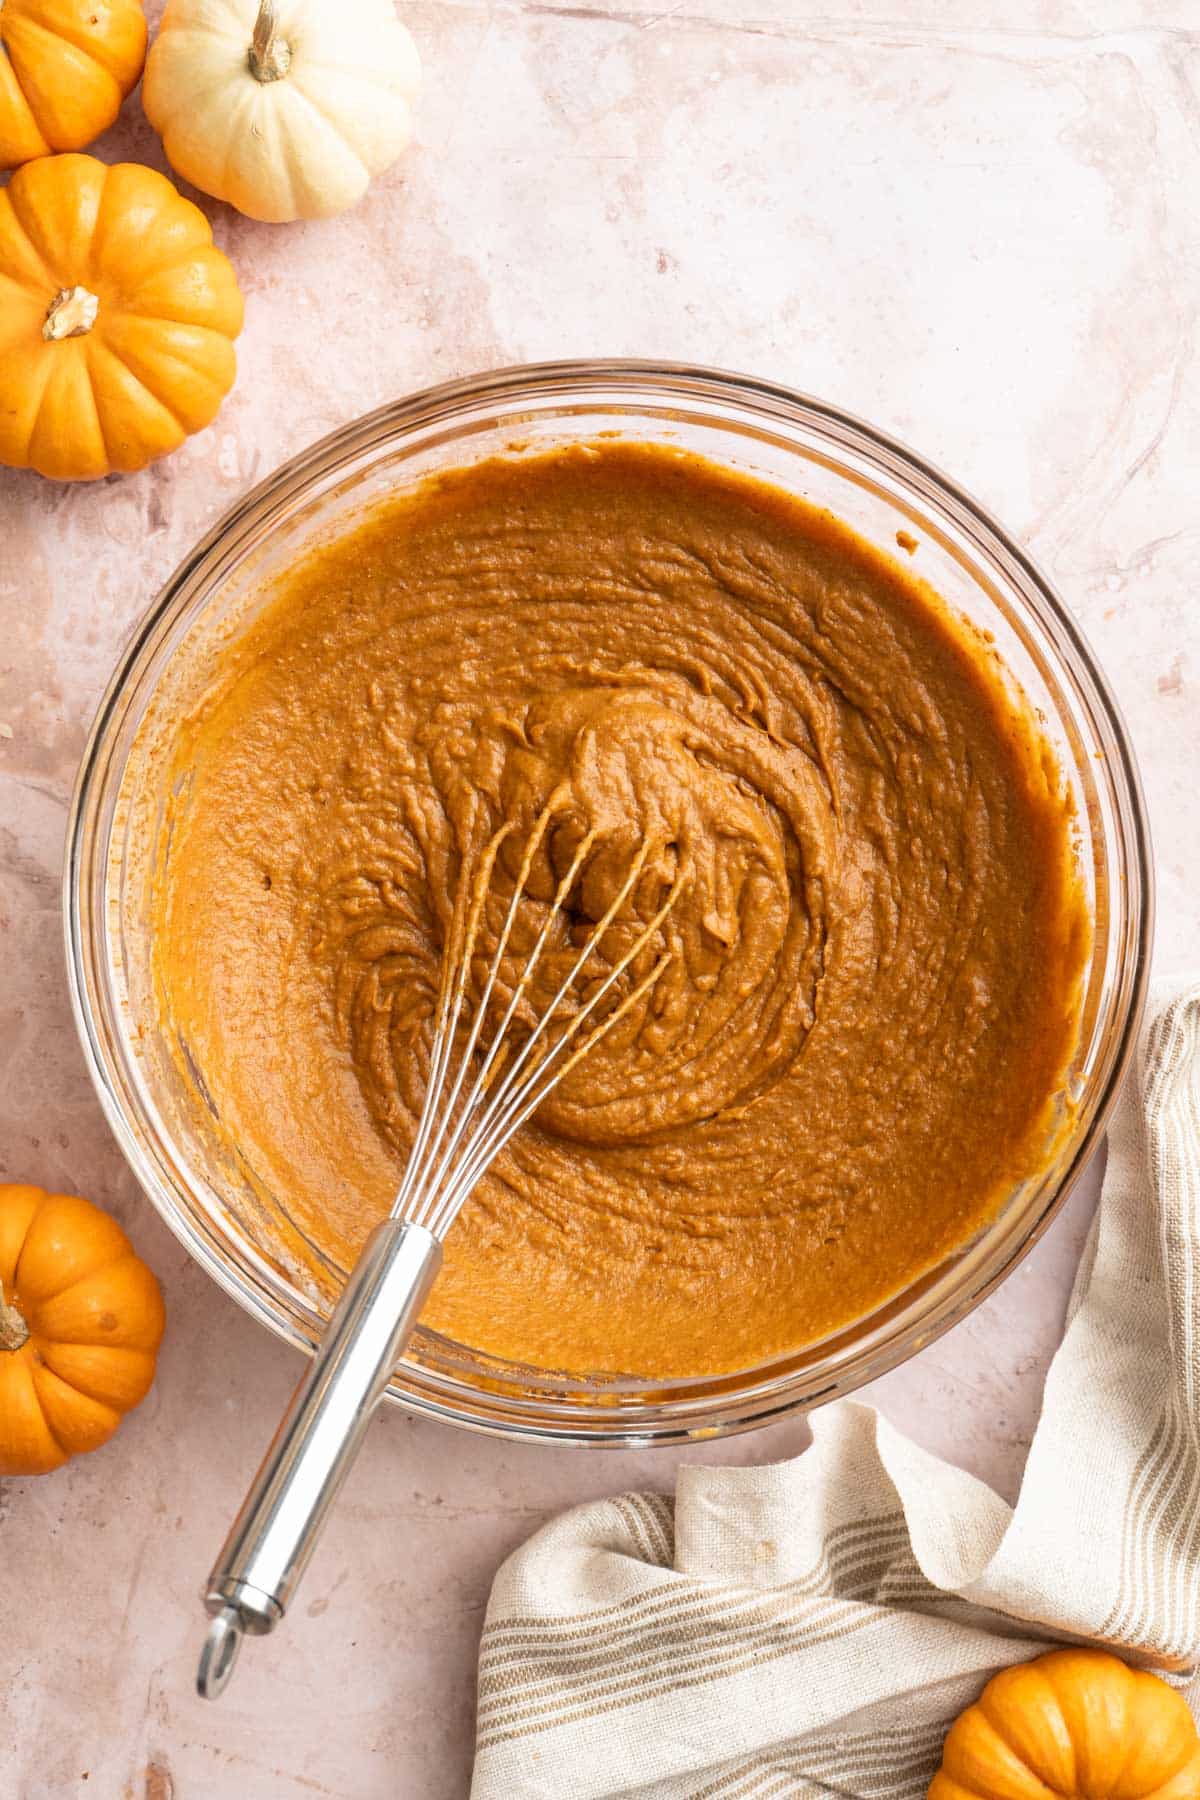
143,0,420,223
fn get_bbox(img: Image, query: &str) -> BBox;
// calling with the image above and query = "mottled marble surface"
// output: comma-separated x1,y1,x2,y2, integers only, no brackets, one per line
2,1,1199,1794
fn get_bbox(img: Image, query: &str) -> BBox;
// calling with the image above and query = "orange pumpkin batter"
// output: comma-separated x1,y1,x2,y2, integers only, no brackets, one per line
154,441,1089,1378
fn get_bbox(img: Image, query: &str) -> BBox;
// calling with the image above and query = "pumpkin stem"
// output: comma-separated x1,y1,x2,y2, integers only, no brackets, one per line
249,0,292,81
0,1296,29,1353
43,286,100,342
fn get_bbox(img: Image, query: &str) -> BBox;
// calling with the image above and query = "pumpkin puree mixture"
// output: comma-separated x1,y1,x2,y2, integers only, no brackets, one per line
155,441,1089,1379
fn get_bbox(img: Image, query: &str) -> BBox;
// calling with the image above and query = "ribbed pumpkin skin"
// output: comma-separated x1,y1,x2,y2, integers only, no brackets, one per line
0,0,147,168
0,1184,166,1476
0,154,244,480
930,1650,1200,1800
143,0,420,222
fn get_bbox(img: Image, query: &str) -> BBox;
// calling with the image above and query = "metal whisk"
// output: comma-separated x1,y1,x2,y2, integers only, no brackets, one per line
197,805,680,1698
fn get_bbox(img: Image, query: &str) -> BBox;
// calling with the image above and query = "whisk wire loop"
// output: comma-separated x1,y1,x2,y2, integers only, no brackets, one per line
427,946,672,1238
398,812,542,1223
398,815,684,1237
407,818,601,1227
428,881,683,1235
388,820,507,1218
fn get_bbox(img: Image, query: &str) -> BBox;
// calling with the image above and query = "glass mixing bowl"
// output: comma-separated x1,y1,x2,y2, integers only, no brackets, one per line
65,360,1152,1445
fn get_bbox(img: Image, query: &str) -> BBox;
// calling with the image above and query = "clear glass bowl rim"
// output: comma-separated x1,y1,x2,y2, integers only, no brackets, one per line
64,357,1154,1448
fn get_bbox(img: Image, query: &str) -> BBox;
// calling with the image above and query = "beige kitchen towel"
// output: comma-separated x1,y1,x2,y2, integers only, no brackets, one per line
470,981,1200,1799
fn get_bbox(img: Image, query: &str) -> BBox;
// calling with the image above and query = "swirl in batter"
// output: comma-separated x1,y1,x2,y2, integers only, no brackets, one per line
155,442,1089,1377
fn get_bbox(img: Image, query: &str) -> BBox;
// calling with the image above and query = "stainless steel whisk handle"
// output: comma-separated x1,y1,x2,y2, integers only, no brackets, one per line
197,1218,442,1700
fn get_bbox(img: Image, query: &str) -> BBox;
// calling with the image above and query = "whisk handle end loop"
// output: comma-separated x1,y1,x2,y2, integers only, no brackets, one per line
197,1218,441,1699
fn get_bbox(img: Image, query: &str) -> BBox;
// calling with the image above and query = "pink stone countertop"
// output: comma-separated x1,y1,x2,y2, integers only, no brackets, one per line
2,1,1199,1794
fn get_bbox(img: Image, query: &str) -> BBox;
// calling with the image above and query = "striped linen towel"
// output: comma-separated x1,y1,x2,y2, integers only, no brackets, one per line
470,981,1200,1799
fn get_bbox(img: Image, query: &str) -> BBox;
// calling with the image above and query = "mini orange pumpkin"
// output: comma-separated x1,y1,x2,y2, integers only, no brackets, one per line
0,153,244,480
0,0,148,169
0,1183,166,1476
930,1648,1200,1800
